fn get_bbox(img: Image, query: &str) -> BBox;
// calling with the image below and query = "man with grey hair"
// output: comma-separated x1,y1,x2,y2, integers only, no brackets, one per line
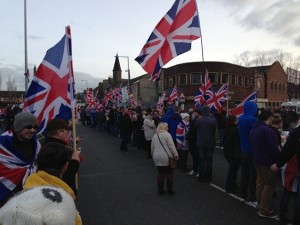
0,112,40,207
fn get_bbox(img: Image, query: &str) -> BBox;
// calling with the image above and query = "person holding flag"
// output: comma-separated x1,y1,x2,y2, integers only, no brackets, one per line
0,112,40,207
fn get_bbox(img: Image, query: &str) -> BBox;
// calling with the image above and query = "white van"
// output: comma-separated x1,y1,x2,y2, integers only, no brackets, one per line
281,100,300,114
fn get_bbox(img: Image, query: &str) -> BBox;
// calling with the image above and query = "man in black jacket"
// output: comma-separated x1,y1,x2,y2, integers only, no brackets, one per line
271,125,300,224
119,109,132,153
43,118,80,196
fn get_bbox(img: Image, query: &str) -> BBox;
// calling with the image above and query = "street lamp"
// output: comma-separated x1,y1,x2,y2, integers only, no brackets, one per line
118,56,131,95
81,80,88,90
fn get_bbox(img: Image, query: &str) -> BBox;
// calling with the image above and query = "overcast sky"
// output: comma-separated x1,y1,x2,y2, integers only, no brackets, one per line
0,0,299,92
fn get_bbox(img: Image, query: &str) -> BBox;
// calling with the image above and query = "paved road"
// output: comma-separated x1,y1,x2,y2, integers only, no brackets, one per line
76,124,279,225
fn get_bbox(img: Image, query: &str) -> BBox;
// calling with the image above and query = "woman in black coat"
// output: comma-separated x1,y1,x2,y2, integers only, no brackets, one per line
223,115,241,194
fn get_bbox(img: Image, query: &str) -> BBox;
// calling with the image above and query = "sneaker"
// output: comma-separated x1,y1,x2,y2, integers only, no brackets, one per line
195,173,199,178
188,170,195,176
248,201,258,208
257,211,279,220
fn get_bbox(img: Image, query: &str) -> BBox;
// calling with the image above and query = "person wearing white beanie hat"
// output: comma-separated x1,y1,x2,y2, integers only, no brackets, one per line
23,142,82,225
0,186,76,225
0,112,40,207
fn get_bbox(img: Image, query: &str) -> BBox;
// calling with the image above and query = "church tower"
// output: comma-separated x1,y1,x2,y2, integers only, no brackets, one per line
113,54,122,84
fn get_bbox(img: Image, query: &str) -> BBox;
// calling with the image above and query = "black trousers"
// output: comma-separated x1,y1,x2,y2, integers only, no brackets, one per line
156,166,174,192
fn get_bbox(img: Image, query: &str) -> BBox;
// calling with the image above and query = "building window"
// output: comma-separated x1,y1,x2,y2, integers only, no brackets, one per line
278,83,282,91
237,75,244,87
282,84,285,91
190,72,201,85
274,82,277,91
172,76,176,86
179,73,187,85
208,72,217,84
245,77,249,87
231,74,236,86
169,78,173,87
165,78,169,88
221,73,229,84
270,81,274,90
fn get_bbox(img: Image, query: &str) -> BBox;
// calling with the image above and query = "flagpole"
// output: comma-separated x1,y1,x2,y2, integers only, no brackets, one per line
196,0,204,63
24,0,29,92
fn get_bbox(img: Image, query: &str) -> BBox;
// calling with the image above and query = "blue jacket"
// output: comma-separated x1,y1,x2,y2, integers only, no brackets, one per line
238,101,258,154
161,106,174,124
168,113,182,142
250,121,279,167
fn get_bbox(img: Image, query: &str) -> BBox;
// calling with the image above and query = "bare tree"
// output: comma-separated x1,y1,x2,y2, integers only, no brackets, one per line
240,51,251,67
253,50,269,66
233,49,300,70
6,76,18,91
232,54,242,65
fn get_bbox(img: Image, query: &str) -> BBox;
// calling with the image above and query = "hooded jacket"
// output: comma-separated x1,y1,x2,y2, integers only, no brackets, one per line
161,107,174,124
238,101,258,154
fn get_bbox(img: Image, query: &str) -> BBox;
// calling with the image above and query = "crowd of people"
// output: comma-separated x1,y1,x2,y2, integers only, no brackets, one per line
77,103,300,224
0,112,82,225
0,102,300,224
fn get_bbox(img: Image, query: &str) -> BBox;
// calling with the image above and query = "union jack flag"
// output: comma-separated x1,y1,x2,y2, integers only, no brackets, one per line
114,87,123,103
230,91,258,118
0,131,40,201
168,85,179,105
206,82,228,111
194,69,213,106
103,90,114,107
157,92,166,109
87,100,96,111
135,0,201,81
85,89,93,104
176,121,190,149
128,97,139,107
23,26,75,134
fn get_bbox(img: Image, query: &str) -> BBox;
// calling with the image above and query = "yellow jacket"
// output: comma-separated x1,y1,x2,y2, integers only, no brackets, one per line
24,171,82,225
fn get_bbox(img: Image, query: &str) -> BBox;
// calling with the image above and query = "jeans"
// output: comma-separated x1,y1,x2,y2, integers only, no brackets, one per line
197,146,214,181
178,149,189,171
280,186,300,224
120,133,130,152
225,157,240,192
239,152,256,201
189,145,199,172
218,128,224,147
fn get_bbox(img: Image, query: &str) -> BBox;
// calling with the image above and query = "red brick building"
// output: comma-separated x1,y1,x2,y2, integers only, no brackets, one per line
160,61,287,111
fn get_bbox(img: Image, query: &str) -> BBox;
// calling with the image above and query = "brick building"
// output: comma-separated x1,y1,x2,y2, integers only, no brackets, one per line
160,61,288,111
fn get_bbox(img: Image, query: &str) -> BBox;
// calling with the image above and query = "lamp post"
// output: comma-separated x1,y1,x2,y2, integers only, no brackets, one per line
24,0,29,92
118,56,131,95
81,80,88,91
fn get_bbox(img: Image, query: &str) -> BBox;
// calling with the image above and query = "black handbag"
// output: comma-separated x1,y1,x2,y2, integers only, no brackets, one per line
157,133,177,169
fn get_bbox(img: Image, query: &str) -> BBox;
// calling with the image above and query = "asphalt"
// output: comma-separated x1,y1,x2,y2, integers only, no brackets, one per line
75,124,281,225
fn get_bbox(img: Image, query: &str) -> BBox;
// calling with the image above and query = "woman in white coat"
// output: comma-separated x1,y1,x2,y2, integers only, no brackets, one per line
144,112,156,159
151,122,178,195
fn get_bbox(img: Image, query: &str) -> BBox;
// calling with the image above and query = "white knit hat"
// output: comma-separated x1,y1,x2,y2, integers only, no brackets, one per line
0,186,76,225
180,113,190,120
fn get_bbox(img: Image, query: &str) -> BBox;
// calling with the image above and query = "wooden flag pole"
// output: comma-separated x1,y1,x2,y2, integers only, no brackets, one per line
71,109,79,191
